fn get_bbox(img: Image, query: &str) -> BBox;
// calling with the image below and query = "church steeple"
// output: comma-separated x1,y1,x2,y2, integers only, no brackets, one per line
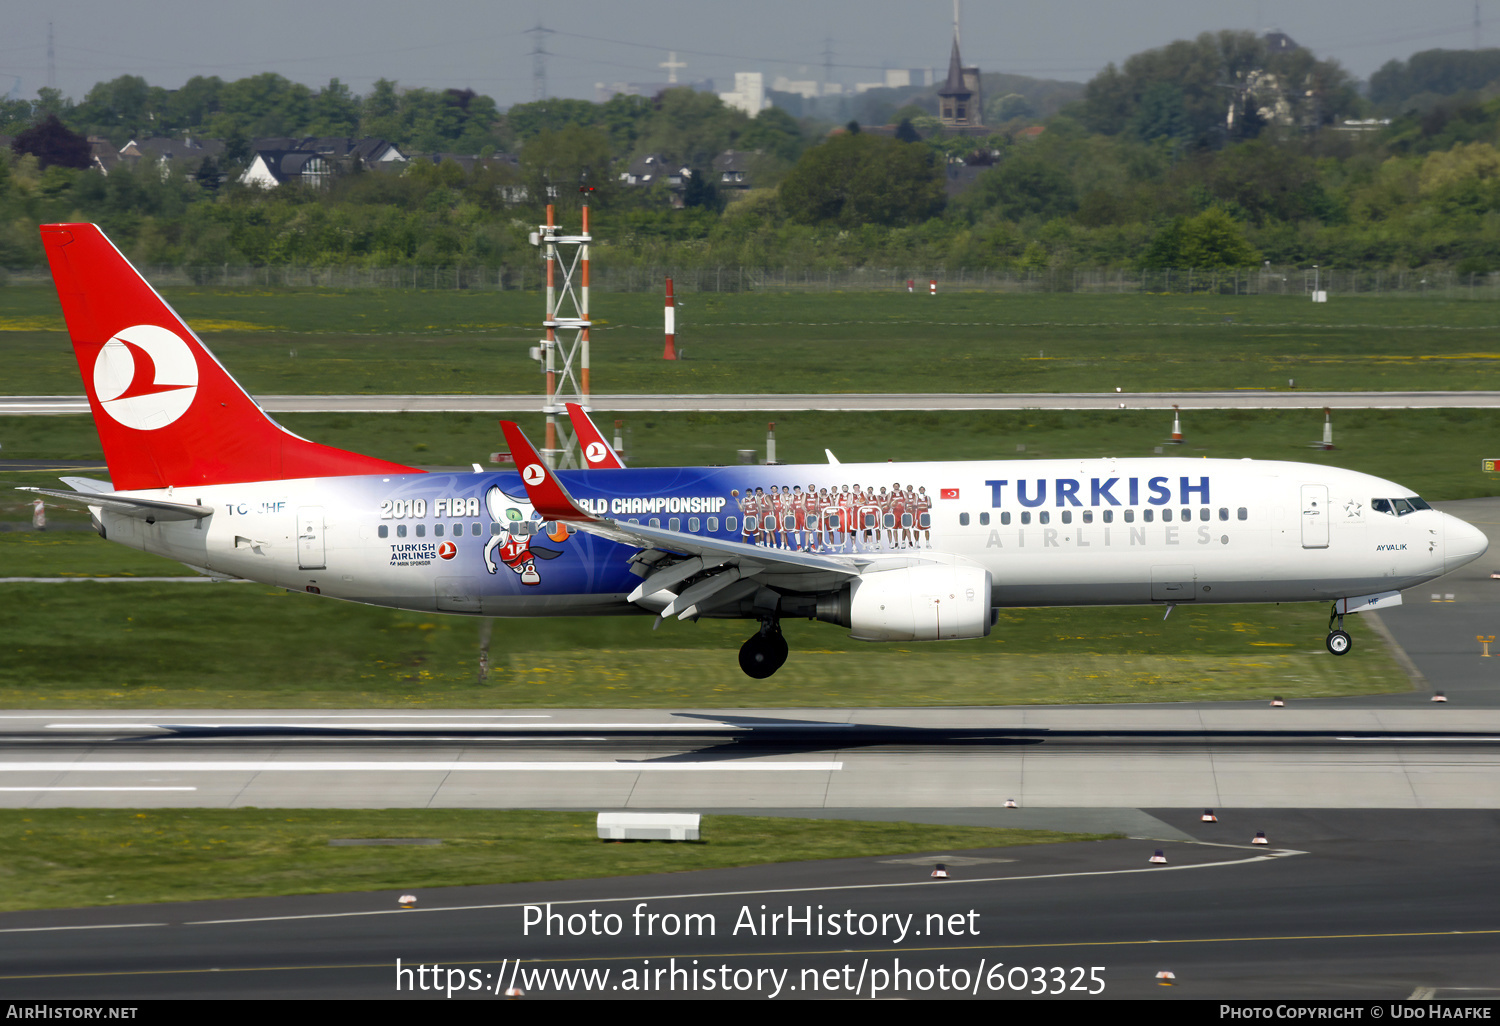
943,36,966,94
937,28,982,129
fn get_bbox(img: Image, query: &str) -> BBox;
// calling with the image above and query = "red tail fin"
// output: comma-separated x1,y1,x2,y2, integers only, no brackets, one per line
498,421,598,522
565,403,626,468
41,224,421,490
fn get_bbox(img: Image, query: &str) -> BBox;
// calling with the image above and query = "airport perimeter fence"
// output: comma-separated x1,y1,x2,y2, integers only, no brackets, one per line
4,263,1500,298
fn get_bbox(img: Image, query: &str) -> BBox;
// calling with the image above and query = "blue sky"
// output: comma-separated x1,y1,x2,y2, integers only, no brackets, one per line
3,1,1490,107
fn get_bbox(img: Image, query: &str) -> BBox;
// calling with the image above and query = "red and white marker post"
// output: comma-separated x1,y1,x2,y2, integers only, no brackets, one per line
663,277,677,360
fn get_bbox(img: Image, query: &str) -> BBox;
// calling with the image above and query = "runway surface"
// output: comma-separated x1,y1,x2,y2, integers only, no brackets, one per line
6,707,1500,811
10,390,1500,414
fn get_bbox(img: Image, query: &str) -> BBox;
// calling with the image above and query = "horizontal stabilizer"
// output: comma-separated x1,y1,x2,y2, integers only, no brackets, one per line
58,476,113,493
19,486,213,522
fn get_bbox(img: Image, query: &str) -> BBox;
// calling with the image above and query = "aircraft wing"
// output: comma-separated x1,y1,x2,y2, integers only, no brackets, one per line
565,403,626,468
18,486,214,522
499,421,934,620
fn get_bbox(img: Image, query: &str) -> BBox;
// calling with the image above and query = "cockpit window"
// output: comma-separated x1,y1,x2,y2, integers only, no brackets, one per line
1373,497,1429,516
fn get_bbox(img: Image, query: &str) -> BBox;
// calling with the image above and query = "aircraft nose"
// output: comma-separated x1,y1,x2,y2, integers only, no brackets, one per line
1443,513,1490,573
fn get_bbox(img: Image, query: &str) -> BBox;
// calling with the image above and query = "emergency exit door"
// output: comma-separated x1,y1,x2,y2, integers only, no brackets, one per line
297,507,326,569
1300,485,1329,549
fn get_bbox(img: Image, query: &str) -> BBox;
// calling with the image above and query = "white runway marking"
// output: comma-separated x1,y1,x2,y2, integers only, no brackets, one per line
43,721,847,731
47,723,768,731
1336,736,1500,742
186,845,1305,926
0,578,231,584
0,923,168,934
0,792,196,798
6,714,553,720
0,761,841,773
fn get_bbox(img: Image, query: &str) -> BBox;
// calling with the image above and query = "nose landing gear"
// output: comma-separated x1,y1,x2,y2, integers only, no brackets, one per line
1326,602,1352,656
739,619,789,678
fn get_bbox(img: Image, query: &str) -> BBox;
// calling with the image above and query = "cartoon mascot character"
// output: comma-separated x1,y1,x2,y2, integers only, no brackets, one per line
483,484,570,585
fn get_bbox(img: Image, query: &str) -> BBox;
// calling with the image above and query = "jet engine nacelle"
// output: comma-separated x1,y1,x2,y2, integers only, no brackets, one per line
819,564,993,642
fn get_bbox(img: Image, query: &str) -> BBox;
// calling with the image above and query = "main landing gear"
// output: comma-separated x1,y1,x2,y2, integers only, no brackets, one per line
1326,602,1352,656
739,619,788,678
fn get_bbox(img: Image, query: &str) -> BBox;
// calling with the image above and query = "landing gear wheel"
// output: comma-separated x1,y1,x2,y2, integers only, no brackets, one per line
1326,630,1352,656
738,622,788,678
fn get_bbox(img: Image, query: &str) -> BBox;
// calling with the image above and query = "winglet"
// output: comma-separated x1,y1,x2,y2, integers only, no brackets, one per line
565,403,626,469
498,421,600,522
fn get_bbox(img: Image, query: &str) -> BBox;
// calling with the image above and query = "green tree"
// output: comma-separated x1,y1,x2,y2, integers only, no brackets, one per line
308,78,361,137
162,76,224,136
1082,31,1358,149
958,155,1078,222
634,88,743,168
0,97,32,134
1371,49,1500,109
779,132,944,227
1155,207,1260,268
520,125,616,212
70,75,156,144
206,73,313,139
680,166,722,211
1129,81,1189,143
597,94,651,153
738,105,804,162
360,79,403,141
987,93,1037,123
504,98,600,144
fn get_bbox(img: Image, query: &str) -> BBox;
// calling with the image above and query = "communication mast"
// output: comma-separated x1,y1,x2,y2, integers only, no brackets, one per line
533,198,591,469
526,23,554,100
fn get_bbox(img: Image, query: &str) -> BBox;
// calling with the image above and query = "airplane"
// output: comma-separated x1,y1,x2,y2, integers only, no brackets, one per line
22,223,1492,679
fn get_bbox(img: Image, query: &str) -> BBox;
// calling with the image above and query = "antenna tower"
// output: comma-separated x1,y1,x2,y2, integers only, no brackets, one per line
533,199,592,468
526,24,554,100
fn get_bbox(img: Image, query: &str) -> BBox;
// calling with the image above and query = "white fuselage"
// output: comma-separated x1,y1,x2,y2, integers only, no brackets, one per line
90,457,1486,619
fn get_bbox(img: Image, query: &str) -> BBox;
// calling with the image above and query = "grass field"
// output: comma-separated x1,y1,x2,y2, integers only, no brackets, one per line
0,809,1106,912
0,553,1408,707
7,289,1500,395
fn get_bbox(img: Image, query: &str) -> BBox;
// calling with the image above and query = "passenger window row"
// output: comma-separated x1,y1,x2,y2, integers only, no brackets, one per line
958,507,1249,526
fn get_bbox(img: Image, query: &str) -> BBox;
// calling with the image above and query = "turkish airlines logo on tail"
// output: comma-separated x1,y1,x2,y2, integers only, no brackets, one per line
92,325,198,431
584,441,609,465
522,463,547,486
